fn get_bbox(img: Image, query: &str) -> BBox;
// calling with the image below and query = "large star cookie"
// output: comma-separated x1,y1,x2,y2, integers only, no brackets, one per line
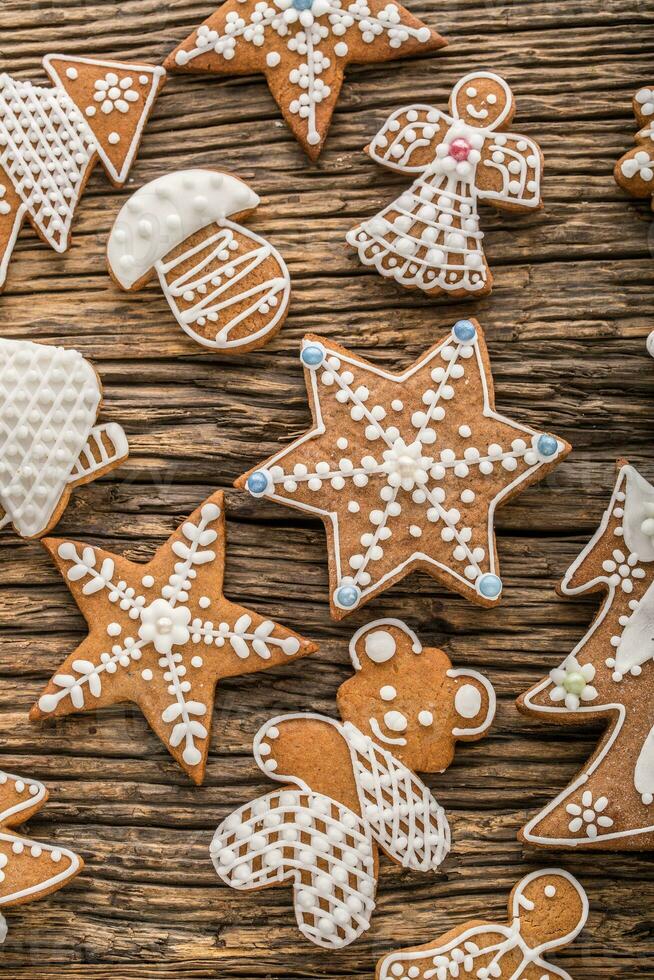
237,320,571,618
165,0,445,159
31,491,317,784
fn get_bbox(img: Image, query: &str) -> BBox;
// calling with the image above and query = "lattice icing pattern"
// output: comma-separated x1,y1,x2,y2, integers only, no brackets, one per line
211,788,376,949
343,721,450,871
0,339,119,538
0,74,97,251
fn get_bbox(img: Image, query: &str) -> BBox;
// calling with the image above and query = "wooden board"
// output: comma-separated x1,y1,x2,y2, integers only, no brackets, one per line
1,0,653,975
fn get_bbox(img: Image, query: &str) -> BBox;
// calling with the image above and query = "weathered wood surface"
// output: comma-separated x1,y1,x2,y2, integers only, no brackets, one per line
1,0,654,976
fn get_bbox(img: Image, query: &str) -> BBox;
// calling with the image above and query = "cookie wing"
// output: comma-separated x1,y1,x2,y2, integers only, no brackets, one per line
347,728,450,871
211,787,376,949
477,131,543,208
366,104,450,173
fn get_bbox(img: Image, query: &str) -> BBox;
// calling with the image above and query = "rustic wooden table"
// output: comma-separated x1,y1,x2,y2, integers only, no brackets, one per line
1,0,653,976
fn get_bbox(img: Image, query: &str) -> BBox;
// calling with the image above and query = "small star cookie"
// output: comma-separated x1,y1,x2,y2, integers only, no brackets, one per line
238,319,571,618
31,491,317,784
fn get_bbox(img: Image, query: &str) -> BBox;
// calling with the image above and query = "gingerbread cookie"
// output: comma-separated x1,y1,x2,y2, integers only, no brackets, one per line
0,54,165,290
615,84,654,204
377,868,588,980
0,769,82,942
0,339,128,539
237,320,570,618
31,491,317,784
164,1,445,160
346,71,543,298
107,169,291,353
210,619,495,949
518,461,654,849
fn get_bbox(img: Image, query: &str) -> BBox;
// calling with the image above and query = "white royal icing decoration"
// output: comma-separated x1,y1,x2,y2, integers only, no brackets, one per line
39,502,301,768
174,0,433,149
107,169,291,351
211,711,449,949
378,868,589,980
0,339,128,538
346,71,542,295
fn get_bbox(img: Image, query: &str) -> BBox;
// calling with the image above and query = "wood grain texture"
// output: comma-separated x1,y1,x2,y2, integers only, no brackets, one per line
1,0,654,976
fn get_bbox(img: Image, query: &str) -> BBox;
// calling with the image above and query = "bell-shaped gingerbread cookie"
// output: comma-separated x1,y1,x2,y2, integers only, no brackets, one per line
210,618,495,949
107,169,291,354
377,868,588,979
0,339,128,538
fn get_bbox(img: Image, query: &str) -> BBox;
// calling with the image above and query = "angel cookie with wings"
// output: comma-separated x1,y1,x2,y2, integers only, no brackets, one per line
210,618,495,949
346,71,543,298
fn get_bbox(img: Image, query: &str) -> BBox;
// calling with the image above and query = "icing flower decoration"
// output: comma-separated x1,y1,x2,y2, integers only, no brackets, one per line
548,656,597,710
601,548,646,593
566,791,613,839
93,72,141,114
138,599,192,655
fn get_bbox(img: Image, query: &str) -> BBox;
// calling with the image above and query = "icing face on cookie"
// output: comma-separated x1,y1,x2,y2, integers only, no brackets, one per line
451,72,512,129
337,619,496,772
512,869,588,950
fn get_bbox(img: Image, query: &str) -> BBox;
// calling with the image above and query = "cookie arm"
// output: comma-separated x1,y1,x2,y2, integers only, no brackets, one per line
365,105,449,173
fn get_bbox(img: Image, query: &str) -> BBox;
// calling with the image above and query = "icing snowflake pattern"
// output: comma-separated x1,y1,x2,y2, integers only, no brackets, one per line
167,0,444,157
239,321,569,616
32,492,316,782
93,72,141,114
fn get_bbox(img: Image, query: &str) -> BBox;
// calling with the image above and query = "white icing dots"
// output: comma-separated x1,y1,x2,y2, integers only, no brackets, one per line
455,684,481,719
364,630,396,663
380,685,396,701
108,132,121,145
141,669,153,681
266,51,281,68
66,67,79,80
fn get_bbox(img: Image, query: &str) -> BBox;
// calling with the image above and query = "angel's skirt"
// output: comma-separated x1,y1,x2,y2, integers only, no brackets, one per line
347,173,488,294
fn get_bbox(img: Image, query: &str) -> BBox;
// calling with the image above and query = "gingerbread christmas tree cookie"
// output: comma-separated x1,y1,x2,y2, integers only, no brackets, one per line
377,868,588,979
210,619,495,949
0,54,165,290
164,0,445,159
31,491,317,784
518,461,654,849
238,320,571,618
0,769,82,942
346,71,543,298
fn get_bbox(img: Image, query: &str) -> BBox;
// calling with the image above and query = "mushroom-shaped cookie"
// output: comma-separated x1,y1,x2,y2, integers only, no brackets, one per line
107,169,291,353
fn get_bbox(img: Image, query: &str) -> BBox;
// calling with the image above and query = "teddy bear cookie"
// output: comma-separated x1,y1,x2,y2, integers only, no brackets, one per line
30,490,317,784
210,618,495,949
346,71,543,298
238,320,570,618
107,169,291,353
0,55,165,290
0,339,128,539
377,868,588,980
164,0,445,159
0,769,83,943
518,461,654,850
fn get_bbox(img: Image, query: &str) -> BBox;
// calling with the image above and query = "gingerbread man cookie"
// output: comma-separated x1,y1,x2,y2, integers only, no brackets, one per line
0,769,82,943
107,169,291,353
238,320,570,618
0,339,128,539
210,619,495,948
377,868,588,980
346,71,543,298
0,54,165,289
165,0,445,159
519,461,654,850
30,491,316,784
615,84,654,204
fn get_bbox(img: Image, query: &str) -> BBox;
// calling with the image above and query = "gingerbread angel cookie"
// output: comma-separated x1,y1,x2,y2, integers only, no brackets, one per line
30,491,316,784
165,1,445,160
518,461,654,849
238,320,570,618
0,339,128,539
210,619,495,949
346,71,543,298
377,868,588,980
0,54,165,289
0,769,83,943
107,169,291,353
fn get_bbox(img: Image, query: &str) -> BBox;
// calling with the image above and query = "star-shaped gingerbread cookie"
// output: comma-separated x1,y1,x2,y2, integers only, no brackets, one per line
30,491,317,784
165,0,445,159
238,320,571,618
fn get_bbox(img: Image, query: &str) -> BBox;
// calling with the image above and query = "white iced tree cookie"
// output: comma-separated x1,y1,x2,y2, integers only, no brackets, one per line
0,339,128,538
107,169,291,354
346,71,543,298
